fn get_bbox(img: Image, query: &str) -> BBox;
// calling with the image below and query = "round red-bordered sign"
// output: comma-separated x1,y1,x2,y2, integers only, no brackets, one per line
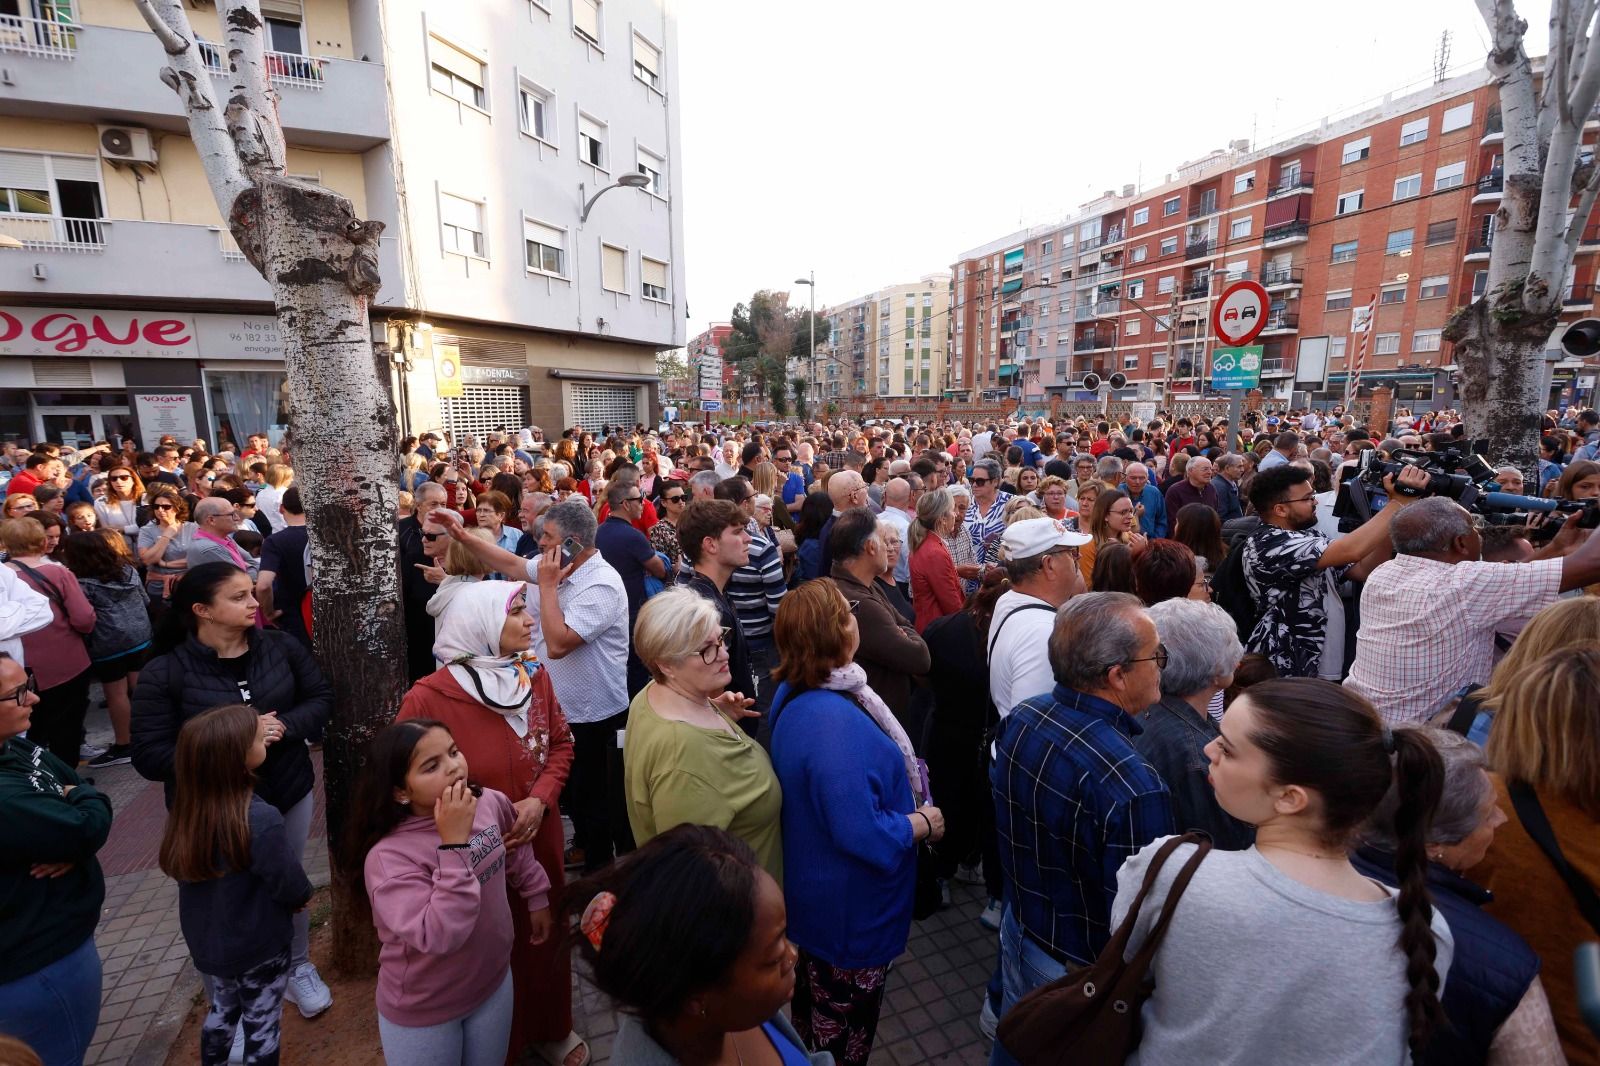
1211,280,1269,347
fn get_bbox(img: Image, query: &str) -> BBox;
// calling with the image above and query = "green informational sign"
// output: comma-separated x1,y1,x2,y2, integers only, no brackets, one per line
1210,345,1263,391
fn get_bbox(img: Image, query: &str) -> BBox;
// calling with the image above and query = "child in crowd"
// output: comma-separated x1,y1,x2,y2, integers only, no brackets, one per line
350,719,552,1066
159,704,312,1066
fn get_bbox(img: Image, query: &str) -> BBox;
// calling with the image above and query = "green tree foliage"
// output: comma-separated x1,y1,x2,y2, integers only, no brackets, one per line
725,289,827,402
791,377,809,423
768,380,789,418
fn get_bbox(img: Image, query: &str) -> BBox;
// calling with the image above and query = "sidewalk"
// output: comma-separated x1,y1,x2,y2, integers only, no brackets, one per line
79,705,998,1065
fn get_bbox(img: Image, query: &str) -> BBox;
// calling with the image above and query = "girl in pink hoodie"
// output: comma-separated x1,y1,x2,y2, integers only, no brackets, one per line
350,719,552,1066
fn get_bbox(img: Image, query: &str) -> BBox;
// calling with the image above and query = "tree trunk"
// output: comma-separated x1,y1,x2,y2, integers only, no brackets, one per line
1445,282,1552,477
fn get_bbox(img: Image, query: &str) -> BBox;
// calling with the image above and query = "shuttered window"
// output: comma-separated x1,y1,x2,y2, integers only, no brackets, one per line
601,243,626,292
632,33,660,87
440,193,485,257
574,0,601,44
641,257,668,301
571,383,639,429
578,114,606,170
524,218,566,276
430,38,486,109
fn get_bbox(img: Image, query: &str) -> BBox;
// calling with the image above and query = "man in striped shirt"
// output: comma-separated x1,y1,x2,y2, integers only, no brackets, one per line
714,477,786,715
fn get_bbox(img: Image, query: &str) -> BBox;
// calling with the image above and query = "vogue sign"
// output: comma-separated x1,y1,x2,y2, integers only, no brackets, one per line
0,307,200,359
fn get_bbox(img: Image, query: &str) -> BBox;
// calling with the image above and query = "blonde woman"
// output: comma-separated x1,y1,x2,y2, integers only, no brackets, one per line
1443,596,1600,743
255,463,294,534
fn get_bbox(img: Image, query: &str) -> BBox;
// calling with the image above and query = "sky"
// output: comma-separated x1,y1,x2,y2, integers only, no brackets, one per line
673,0,1553,345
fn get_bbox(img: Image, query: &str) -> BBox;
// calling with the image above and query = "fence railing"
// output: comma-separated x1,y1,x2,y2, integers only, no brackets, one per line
0,12,79,59
0,213,106,251
198,42,326,89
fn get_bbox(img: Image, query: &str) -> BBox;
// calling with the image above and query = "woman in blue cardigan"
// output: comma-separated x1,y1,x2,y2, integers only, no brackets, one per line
769,578,945,1066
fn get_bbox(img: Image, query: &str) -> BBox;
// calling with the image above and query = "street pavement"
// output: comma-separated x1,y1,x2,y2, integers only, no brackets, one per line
78,702,999,1065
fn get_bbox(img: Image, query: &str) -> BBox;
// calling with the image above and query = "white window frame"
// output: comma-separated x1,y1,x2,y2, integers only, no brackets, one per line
1342,136,1371,164
1157,275,1175,295
517,75,556,146
1413,329,1443,352
529,0,552,14
1325,288,1353,310
631,30,662,90
1441,102,1474,134
1162,197,1180,217
636,144,666,198
1126,319,1141,337
600,241,628,294
1419,274,1450,299
1380,283,1407,304
1331,240,1359,263
1130,245,1147,263
523,215,568,278
577,110,608,174
640,254,669,302
1127,279,1145,299
1386,229,1414,255
1375,332,1401,356
439,189,488,260
1159,236,1178,255
573,0,604,50
1433,161,1466,191
1399,116,1429,146
1229,216,1252,239
428,34,489,115
1336,189,1364,215
1132,206,1150,226
1233,170,1256,194
1393,173,1422,201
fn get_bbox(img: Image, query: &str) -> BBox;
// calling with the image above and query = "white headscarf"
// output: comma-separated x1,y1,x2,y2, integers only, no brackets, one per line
432,581,541,736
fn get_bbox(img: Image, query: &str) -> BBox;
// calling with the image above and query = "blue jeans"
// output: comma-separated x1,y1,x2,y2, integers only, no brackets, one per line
988,907,1069,1066
0,935,102,1066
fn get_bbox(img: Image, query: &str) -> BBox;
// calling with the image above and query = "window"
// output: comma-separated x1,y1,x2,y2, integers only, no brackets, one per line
1326,289,1353,311
1419,274,1450,299
1375,332,1401,355
1127,319,1141,337
1130,245,1148,263
1399,117,1429,146
430,38,487,110
1124,354,1140,370
1413,329,1442,352
1393,173,1421,200
1233,171,1256,194
1385,229,1414,255
1162,197,1180,217
601,243,627,292
266,17,306,55
1155,317,1169,335
637,146,666,196
1041,239,1053,255
1380,283,1407,305
573,0,602,45
518,78,554,143
1441,102,1474,133
632,33,661,88
1133,207,1149,226
1127,279,1145,299
1160,236,1178,255
1331,239,1359,263
1337,189,1364,215
524,218,566,276
1472,270,1488,298
1157,275,1175,294
1229,217,1252,239
578,114,607,171
440,192,485,257
1426,218,1457,246
1342,136,1371,164
642,256,668,301
1433,161,1466,191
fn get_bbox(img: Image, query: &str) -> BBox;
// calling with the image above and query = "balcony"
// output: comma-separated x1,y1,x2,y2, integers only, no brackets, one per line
0,217,404,305
1260,356,1294,378
1269,171,1315,198
1565,284,1594,307
1185,237,1214,260
1465,238,1493,261
1074,333,1115,353
1263,220,1310,246
1261,266,1304,288
1187,199,1219,221
0,23,388,149
1472,170,1504,203
1260,312,1300,334
1183,280,1212,301
1074,304,1096,322
0,12,78,59
1482,108,1503,144
1582,224,1600,249
1079,234,1109,251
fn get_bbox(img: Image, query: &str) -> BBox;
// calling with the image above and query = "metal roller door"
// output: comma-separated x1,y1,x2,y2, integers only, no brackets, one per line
441,384,527,445
570,383,639,430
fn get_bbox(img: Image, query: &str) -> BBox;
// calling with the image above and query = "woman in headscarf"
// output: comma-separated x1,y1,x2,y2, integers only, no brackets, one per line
396,582,586,1066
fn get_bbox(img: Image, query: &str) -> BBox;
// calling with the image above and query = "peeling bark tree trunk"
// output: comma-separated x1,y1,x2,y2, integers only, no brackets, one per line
1449,0,1600,477
133,0,402,975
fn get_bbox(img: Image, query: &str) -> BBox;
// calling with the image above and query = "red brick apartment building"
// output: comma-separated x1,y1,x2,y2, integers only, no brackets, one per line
948,67,1598,410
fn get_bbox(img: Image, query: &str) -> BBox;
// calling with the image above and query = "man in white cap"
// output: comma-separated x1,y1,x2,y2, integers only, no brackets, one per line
987,517,1090,721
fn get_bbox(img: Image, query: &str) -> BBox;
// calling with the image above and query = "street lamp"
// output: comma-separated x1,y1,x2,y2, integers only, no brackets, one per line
794,271,815,405
579,172,650,223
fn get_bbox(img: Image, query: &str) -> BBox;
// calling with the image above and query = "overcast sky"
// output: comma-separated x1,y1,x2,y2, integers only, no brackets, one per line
673,0,1552,344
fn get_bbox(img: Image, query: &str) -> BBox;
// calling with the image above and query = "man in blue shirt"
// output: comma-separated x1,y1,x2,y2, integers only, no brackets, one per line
596,478,665,696
1122,462,1167,538
990,592,1173,1064
772,441,807,516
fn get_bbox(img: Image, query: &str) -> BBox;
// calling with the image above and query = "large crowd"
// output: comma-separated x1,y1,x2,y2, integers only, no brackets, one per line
0,404,1597,1066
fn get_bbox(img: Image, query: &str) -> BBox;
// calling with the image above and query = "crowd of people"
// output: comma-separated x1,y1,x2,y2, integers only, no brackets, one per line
0,402,1597,1066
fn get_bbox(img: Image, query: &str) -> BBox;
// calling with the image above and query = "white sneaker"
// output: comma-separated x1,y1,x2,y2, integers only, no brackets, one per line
979,898,1002,932
979,994,998,1040
228,1024,245,1063
283,962,332,1018
79,742,107,761
954,861,985,886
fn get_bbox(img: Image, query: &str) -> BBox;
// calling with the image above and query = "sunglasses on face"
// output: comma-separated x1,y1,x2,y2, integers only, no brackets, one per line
110,474,132,482
152,503,175,511
422,531,445,541
662,493,685,503
970,477,990,485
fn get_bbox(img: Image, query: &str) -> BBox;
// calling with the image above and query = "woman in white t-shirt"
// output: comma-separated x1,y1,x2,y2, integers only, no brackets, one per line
1115,678,1453,1066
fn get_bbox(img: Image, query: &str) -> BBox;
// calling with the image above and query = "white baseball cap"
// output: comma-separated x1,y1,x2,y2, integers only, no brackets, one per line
1000,517,1091,561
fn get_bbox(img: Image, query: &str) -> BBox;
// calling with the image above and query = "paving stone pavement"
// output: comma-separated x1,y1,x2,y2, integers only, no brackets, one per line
79,704,999,1065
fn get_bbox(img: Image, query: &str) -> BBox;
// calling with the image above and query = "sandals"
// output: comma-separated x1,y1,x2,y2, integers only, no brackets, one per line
530,1031,590,1066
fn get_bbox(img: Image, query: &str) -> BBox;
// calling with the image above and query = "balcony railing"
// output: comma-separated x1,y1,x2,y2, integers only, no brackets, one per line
1566,284,1594,306
1187,199,1219,221
1271,171,1314,196
1262,312,1300,332
1263,220,1310,244
1080,234,1109,251
1185,237,1212,260
0,213,107,251
1476,170,1504,196
1183,280,1212,300
1074,334,1114,352
0,12,79,59
1467,237,1493,256
1261,266,1303,287
199,42,327,89
1260,357,1288,375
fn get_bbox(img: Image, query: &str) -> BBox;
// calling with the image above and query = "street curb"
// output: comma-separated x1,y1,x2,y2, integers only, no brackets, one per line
129,960,201,1066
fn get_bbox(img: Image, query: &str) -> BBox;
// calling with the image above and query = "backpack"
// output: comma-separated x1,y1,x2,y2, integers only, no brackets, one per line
1209,540,1257,644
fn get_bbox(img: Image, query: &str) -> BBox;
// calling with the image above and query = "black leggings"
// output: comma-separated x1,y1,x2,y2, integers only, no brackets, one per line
29,670,91,768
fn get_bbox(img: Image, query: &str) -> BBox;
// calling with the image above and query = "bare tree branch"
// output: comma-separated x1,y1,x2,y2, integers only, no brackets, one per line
1554,0,1574,128
1563,155,1600,266
129,0,185,52
220,0,286,172
1567,0,1600,121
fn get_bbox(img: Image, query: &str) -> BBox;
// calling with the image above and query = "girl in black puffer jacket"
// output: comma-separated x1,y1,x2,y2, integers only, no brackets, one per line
131,562,336,1020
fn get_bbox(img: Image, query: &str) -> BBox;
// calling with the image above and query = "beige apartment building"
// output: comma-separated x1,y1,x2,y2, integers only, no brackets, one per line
814,273,948,403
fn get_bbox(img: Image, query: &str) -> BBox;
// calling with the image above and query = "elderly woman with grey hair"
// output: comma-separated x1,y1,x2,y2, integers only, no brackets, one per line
1352,728,1564,1065
1133,598,1255,850
964,456,1011,574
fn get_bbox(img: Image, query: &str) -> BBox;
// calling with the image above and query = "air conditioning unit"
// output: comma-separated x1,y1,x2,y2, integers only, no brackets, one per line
97,126,158,167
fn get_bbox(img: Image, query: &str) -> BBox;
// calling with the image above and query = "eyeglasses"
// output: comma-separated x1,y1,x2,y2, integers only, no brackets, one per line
1044,545,1080,561
697,627,732,664
1279,493,1318,506
970,477,990,485
662,493,685,503
0,671,37,705
151,502,175,511
1125,644,1169,670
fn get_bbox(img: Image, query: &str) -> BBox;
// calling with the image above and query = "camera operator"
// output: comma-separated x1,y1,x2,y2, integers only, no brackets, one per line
1239,463,1430,680
1343,496,1600,726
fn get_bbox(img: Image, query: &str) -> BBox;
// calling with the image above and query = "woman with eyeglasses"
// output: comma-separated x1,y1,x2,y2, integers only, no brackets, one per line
136,488,196,605
94,464,147,551
623,587,780,880
1079,487,1148,589
648,480,688,572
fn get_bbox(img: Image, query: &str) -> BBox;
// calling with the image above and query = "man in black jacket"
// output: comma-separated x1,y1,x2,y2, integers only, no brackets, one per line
399,482,448,681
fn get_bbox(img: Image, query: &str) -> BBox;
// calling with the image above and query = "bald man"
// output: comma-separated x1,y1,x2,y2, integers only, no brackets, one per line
879,477,916,595
817,471,868,578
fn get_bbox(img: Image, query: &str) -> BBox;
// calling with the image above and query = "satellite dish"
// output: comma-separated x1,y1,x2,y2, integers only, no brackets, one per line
1108,372,1128,390
1082,372,1102,391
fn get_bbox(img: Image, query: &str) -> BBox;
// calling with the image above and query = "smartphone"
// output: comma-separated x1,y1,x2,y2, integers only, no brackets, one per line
559,536,583,567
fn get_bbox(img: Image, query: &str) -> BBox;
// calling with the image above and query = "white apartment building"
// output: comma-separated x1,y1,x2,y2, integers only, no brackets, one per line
0,0,684,448
816,273,949,402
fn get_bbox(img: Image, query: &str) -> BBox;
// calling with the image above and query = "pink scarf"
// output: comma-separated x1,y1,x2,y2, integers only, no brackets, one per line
819,663,924,804
195,527,249,570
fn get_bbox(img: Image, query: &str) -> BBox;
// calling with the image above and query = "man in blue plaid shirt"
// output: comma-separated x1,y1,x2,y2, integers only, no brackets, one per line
989,592,1173,1065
